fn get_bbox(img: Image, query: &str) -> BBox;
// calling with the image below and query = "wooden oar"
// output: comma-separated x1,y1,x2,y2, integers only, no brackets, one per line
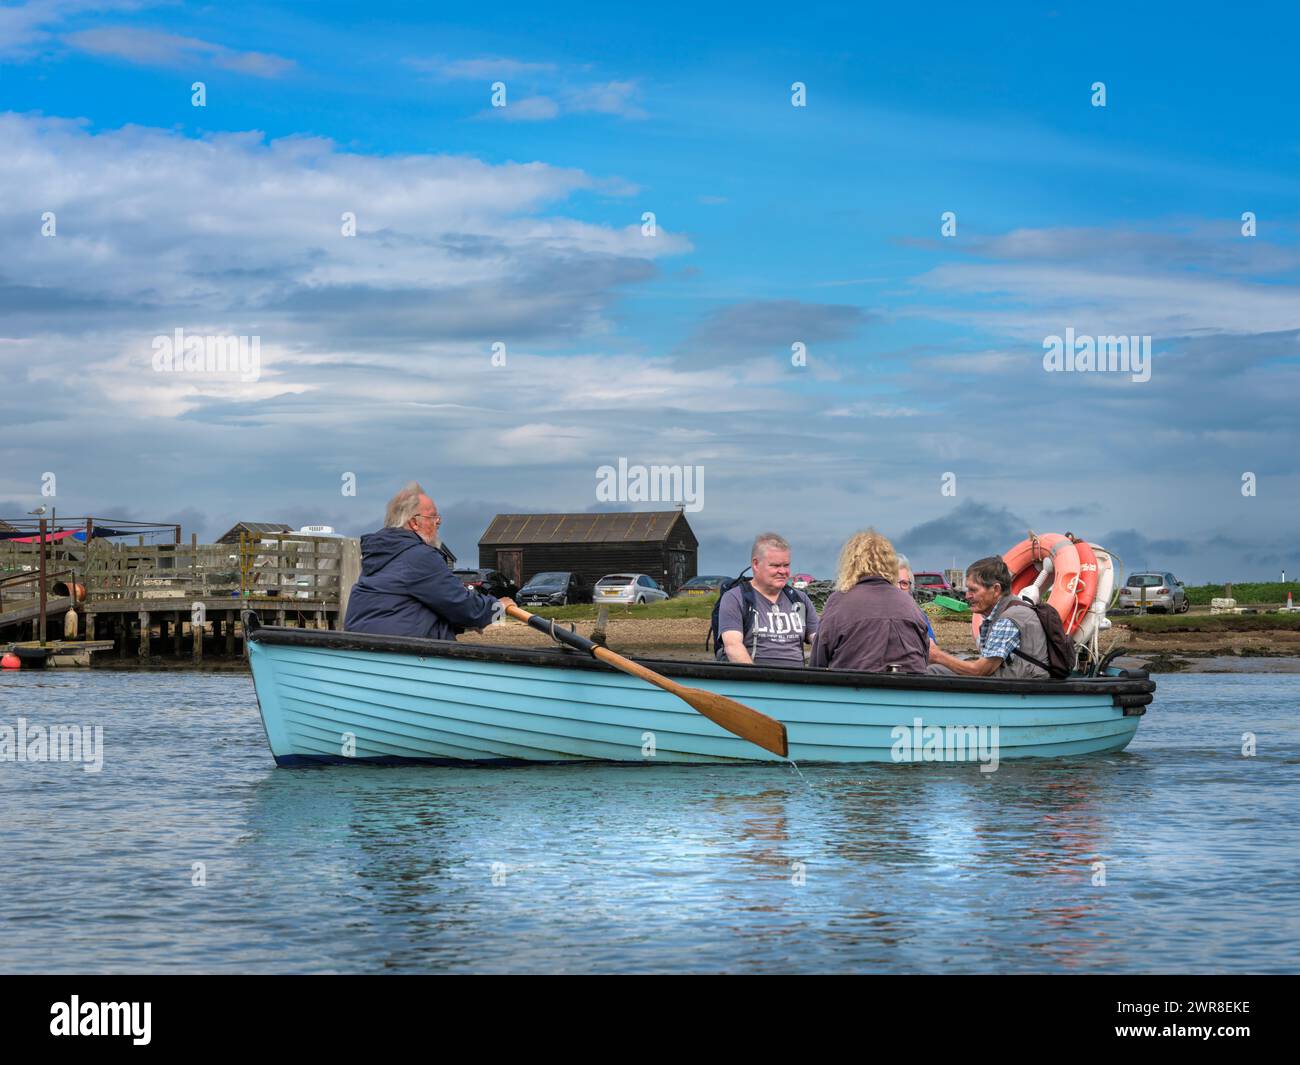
501,601,788,758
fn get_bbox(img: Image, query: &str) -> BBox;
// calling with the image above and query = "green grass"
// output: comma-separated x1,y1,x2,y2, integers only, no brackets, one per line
526,594,719,622
1116,612,1300,633
1183,582,1299,606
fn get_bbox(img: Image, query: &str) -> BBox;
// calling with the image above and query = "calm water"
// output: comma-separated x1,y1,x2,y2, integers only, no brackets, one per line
1,670,1296,973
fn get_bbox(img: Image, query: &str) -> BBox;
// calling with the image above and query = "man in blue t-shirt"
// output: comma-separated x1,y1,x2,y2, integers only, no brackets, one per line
717,533,819,665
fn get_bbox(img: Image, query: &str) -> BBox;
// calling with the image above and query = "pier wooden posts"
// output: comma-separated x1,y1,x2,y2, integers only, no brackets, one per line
192,614,203,663
85,612,96,643
173,611,183,656
118,616,126,658
337,538,360,630
138,610,150,659
225,613,235,655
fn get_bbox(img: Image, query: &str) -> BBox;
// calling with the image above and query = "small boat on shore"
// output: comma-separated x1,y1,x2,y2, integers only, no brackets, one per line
245,615,1155,767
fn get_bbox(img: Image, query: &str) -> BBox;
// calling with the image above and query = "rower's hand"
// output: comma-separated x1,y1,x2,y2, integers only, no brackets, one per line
497,596,516,610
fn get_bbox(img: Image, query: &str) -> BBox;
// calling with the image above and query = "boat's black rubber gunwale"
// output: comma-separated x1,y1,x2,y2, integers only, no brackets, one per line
245,617,1156,699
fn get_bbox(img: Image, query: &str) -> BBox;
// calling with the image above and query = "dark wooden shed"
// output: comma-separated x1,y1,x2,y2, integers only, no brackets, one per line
478,511,699,594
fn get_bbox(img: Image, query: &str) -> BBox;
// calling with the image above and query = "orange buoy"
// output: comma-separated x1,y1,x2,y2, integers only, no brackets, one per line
1,652,20,670
972,532,1098,641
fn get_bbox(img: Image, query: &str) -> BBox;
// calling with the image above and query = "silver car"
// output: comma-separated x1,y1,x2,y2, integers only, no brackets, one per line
1118,572,1189,613
594,573,669,605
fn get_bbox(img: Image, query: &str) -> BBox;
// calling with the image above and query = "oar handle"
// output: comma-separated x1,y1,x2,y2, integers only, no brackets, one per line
504,602,597,655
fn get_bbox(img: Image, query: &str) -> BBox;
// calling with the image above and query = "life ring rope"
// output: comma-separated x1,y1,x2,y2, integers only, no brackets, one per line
971,532,1098,642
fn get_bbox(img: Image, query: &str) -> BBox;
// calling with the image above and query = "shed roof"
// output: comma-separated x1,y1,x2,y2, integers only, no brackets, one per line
480,511,697,547
216,521,294,544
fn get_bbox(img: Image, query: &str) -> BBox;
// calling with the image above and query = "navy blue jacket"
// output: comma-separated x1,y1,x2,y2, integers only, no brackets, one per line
344,528,497,640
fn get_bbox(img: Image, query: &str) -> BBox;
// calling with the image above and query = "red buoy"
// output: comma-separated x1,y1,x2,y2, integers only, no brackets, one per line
1,653,20,670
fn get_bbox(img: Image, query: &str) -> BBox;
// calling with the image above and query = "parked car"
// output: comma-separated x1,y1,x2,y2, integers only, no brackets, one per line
453,568,518,599
1117,572,1189,613
913,572,956,595
517,571,588,606
674,575,729,598
594,573,669,605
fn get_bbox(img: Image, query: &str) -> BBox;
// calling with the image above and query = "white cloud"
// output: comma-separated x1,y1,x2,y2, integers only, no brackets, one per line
0,0,140,60
567,80,646,119
64,26,296,76
0,113,688,310
914,263,1300,339
0,110,712,467
410,55,558,80
484,95,561,122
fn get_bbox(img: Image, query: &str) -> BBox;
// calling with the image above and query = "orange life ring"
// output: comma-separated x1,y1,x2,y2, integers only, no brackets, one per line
971,533,1097,641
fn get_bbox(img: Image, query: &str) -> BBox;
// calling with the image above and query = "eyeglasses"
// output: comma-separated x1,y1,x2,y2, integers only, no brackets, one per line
414,513,442,525
897,580,912,589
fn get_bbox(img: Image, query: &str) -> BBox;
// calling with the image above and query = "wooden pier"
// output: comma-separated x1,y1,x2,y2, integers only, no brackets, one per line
0,529,360,666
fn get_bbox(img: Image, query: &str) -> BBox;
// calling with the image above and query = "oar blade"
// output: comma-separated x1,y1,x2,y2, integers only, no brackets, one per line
681,687,789,758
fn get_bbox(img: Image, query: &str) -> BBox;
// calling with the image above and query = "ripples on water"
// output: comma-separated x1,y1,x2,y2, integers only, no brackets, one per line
0,670,1296,973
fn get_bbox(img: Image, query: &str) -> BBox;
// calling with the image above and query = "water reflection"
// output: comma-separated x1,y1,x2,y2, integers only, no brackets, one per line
5,670,1296,972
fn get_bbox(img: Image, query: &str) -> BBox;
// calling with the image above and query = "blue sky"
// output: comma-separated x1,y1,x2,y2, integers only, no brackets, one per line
2,0,1298,580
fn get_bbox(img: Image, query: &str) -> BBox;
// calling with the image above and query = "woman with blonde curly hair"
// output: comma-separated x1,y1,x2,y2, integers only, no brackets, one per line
811,528,930,672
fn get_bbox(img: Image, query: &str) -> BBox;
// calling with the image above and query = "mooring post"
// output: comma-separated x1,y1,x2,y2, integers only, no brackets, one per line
225,612,235,655
86,612,96,642
38,517,48,646
138,610,151,658
192,613,203,663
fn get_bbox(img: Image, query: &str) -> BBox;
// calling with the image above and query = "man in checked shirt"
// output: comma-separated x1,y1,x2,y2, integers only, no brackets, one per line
927,556,1050,679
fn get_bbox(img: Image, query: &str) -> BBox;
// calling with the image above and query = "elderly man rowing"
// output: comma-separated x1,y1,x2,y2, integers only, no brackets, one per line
345,482,501,639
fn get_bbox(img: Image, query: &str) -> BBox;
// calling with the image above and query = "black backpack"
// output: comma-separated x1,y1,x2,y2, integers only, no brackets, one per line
706,567,806,660
1007,598,1076,679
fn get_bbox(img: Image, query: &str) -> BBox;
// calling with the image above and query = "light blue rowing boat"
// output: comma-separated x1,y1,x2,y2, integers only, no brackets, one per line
245,616,1154,766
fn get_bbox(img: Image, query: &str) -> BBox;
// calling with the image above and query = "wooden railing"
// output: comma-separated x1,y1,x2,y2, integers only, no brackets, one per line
0,534,355,610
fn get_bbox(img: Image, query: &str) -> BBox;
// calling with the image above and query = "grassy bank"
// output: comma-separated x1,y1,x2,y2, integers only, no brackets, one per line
528,595,719,622
1185,582,1298,605
526,594,1300,630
